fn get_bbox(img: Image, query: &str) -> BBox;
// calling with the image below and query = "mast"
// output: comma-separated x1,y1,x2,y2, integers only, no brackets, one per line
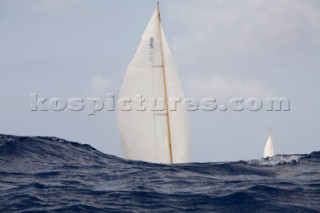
157,2,173,164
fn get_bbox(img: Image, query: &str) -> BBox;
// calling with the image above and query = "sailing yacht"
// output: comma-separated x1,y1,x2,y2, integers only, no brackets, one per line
117,4,191,164
263,130,274,158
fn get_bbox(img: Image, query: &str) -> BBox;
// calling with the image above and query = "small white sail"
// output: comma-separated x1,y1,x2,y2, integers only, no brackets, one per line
263,134,274,158
117,6,191,164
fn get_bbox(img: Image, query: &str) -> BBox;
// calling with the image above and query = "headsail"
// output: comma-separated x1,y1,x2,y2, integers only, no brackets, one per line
117,6,191,164
263,132,274,158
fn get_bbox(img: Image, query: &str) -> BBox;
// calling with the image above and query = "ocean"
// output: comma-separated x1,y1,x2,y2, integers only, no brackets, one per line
0,134,319,212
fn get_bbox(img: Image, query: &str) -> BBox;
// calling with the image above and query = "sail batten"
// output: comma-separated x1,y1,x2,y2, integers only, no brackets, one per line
117,7,191,164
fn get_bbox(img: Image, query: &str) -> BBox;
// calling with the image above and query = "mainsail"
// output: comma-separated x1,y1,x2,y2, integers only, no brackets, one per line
263,132,274,158
117,5,191,164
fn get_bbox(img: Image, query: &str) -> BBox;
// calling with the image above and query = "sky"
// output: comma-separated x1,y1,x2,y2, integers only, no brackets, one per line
0,0,319,162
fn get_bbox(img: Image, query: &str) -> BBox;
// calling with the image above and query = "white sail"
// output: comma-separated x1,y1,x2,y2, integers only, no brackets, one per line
117,7,191,164
263,134,274,158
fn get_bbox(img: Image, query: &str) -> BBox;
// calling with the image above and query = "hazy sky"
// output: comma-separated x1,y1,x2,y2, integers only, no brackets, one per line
0,0,319,162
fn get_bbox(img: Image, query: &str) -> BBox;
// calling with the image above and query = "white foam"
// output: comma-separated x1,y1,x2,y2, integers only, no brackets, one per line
248,154,304,166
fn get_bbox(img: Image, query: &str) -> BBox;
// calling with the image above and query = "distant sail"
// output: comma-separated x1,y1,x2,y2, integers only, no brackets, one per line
117,6,191,164
263,133,274,158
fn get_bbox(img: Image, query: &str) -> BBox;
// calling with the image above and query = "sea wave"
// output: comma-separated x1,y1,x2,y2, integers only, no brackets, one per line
0,134,319,212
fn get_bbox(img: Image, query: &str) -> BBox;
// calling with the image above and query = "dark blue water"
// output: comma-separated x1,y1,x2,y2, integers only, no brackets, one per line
0,134,319,212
